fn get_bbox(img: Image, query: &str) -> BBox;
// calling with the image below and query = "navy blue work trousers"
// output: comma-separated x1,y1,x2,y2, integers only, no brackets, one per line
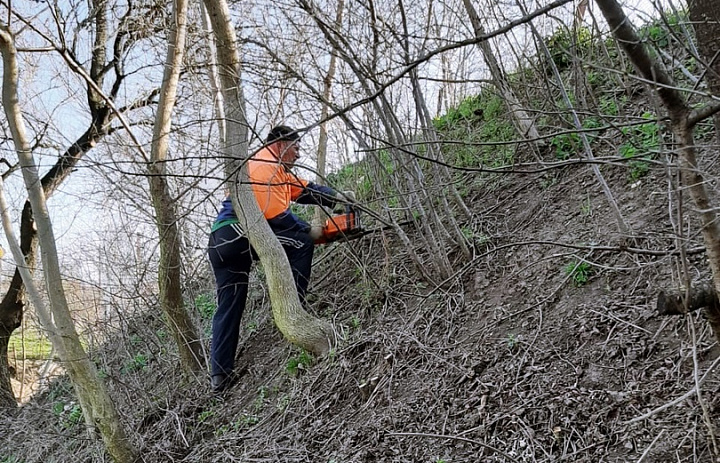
207,223,315,376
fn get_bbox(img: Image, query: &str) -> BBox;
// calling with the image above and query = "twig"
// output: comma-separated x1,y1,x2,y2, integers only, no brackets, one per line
387,432,520,462
588,308,651,334
430,239,704,296
636,429,665,463
624,354,720,424
688,315,719,455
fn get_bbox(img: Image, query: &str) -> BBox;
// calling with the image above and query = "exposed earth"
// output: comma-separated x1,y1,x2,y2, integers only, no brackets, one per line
3,140,720,463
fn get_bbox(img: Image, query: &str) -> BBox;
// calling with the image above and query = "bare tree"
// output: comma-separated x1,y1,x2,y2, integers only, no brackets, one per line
594,0,720,336
313,0,344,227
202,0,335,355
689,0,720,146
0,23,134,463
462,0,543,154
146,0,205,374
0,0,161,406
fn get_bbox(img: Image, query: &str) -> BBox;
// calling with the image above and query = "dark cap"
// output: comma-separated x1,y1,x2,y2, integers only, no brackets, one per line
266,125,301,144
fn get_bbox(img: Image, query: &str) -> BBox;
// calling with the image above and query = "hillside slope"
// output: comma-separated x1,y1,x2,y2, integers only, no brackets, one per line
3,16,720,463
2,152,718,462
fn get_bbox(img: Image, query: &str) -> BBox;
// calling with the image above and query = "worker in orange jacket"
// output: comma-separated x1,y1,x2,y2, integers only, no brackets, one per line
207,125,352,393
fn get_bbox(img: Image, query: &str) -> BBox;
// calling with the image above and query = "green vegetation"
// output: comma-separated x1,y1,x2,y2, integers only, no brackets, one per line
550,117,603,161
286,350,313,376
619,113,660,180
564,260,594,287
550,131,581,160
638,11,685,49
121,353,148,374
235,413,260,428
194,293,216,320
350,316,361,329
8,327,52,360
544,26,593,71
327,150,383,200
581,195,592,217
53,401,83,429
433,91,516,169
198,409,214,423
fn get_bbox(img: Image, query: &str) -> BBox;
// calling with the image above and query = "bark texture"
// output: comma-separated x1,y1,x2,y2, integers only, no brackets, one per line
202,0,334,355
0,24,135,462
0,0,157,404
148,0,205,373
689,0,720,145
596,0,720,343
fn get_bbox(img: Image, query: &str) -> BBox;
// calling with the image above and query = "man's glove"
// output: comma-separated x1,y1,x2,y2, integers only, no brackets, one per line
337,190,356,203
309,225,324,242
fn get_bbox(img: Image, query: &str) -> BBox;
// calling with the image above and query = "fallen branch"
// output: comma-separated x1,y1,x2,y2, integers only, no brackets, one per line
656,284,717,315
387,432,520,462
625,355,720,425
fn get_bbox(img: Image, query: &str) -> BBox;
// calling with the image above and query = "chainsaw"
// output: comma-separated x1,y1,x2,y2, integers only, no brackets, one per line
313,203,363,244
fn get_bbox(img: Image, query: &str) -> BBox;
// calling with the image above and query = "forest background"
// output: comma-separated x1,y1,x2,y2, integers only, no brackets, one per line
2,0,720,462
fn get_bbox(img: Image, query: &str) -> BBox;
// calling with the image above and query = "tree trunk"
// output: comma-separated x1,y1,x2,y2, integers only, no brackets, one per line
657,285,717,315
147,0,205,373
202,0,334,355
0,0,152,404
0,329,17,407
313,0,344,227
657,285,720,351
595,0,720,340
462,0,543,154
688,1,720,147
0,25,135,462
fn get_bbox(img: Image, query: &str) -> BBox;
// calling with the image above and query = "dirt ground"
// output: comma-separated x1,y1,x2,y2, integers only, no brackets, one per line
2,156,720,463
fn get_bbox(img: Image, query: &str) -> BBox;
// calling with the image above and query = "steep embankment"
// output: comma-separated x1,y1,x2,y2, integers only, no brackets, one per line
4,150,717,462
3,15,719,463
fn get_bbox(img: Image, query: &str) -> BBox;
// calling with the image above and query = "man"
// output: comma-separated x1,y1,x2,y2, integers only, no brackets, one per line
207,125,351,393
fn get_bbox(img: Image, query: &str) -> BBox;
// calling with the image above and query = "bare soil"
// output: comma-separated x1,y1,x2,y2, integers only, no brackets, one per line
2,157,720,463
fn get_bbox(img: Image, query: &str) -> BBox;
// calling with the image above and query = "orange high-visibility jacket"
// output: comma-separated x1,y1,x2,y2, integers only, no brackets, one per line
249,147,308,220
212,147,337,234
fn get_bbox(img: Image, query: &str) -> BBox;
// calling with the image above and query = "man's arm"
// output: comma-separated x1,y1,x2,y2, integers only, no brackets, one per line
294,182,337,208
267,210,311,233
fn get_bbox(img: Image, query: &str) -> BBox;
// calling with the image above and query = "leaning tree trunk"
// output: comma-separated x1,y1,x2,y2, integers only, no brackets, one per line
0,25,135,462
689,1,720,147
202,0,334,355
462,0,543,153
519,0,630,237
147,0,205,373
313,0,344,227
0,0,161,405
595,0,720,344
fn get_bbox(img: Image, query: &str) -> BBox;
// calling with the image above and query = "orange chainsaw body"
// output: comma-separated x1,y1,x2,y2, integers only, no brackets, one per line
315,206,361,244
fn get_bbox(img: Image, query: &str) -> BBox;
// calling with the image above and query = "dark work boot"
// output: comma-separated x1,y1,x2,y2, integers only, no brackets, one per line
211,373,235,394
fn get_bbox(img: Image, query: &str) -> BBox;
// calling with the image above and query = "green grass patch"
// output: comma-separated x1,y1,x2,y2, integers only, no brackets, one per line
8,328,53,360
433,90,516,169
564,260,594,287
619,112,660,180
286,350,313,376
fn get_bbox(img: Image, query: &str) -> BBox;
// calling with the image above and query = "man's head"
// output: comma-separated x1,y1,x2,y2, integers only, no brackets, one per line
266,125,301,168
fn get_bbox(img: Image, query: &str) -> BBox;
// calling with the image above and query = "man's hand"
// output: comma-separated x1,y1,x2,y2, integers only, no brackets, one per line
309,225,324,242
337,190,356,202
